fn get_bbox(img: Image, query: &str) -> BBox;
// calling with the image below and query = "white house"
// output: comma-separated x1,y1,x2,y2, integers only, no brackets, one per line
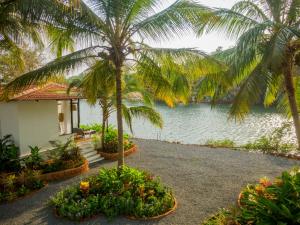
0,83,81,156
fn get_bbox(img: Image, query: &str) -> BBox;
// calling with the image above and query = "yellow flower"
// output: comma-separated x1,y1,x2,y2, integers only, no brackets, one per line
80,181,90,191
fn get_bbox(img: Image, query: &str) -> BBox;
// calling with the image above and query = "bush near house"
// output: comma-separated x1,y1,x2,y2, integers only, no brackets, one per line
87,124,134,153
202,168,300,225
0,136,85,203
0,135,21,173
102,126,134,153
50,166,175,221
80,123,102,132
41,139,85,173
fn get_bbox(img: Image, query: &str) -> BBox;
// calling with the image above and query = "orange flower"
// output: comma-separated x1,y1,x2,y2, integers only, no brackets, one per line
259,177,272,188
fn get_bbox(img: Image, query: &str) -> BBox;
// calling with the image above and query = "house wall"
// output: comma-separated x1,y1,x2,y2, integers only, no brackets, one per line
17,100,62,155
0,102,20,147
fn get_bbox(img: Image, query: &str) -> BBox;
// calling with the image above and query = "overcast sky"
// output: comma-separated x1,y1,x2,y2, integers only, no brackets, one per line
148,0,238,53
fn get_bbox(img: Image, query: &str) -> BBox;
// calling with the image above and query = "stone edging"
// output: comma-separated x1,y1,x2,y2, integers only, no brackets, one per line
99,145,137,160
39,160,89,182
126,197,177,221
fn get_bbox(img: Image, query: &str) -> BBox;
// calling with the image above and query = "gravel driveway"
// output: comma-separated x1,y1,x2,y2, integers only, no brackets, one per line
1,139,299,225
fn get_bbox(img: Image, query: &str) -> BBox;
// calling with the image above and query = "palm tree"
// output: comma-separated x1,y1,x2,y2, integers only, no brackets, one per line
68,64,163,150
195,0,300,148
0,0,86,73
5,0,208,167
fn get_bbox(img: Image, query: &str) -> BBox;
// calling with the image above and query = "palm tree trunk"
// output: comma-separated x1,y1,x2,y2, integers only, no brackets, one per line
115,64,124,168
283,52,300,149
101,107,106,150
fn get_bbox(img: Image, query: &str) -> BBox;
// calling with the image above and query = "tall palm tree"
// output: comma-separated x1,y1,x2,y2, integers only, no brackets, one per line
68,65,163,150
5,0,208,167
0,0,84,72
195,0,300,148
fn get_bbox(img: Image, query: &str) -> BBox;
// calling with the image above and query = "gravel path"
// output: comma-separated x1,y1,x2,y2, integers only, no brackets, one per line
1,139,300,225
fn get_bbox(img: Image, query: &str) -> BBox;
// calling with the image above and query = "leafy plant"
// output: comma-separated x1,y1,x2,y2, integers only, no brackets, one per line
203,168,300,225
24,146,43,170
0,135,21,172
202,209,239,225
0,169,44,203
43,139,84,173
205,139,235,148
80,123,102,132
50,166,175,221
238,168,300,224
101,127,133,153
243,122,296,153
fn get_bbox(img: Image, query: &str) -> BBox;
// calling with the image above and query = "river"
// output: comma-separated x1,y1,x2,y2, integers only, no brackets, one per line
80,101,294,145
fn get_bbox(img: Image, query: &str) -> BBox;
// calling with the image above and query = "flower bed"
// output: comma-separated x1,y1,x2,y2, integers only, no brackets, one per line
50,167,176,221
202,168,300,225
0,170,45,203
99,145,137,160
39,160,89,182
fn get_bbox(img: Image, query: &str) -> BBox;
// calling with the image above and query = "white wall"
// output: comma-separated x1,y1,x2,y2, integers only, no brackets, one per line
0,101,74,156
0,102,20,147
18,101,61,155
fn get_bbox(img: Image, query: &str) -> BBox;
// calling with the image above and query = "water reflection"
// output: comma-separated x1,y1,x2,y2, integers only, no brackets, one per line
80,101,294,145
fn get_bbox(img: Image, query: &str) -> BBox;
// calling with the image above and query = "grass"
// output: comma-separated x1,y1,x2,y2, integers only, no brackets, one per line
205,139,235,148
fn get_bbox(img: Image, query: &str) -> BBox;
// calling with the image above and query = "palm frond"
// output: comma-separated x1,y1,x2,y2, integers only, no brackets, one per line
5,46,98,93
134,0,206,41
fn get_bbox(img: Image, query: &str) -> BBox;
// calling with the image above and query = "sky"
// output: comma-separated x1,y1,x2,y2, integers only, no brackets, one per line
148,0,238,53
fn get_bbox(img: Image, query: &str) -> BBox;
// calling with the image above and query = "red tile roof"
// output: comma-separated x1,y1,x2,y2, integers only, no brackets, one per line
7,83,81,101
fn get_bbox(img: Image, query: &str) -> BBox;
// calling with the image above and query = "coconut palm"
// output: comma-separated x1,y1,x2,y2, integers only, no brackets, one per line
0,0,86,73
195,0,300,148
5,0,210,167
68,63,163,150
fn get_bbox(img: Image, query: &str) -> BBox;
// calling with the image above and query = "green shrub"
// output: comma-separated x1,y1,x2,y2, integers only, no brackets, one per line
0,135,21,173
202,168,300,225
0,169,44,203
102,127,133,153
43,139,84,173
243,122,296,153
202,209,238,225
238,168,300,224
50,166,175,221
23,146,43,170
205,139,235,148
80,123,102,132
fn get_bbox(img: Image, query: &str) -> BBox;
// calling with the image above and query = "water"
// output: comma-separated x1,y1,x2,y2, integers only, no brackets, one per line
80,101,294,145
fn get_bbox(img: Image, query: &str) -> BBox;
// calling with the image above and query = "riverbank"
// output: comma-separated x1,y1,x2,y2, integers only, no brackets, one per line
0,139,299,225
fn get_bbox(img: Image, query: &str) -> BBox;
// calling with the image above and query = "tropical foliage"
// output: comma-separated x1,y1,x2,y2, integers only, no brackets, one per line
0,45,43,83
243,122,296,153
4,0,212,168
195,0,300,148
0,135,20,173
50,166,175,221
69,71,163,150
0,170,44,203
202,168,300,225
